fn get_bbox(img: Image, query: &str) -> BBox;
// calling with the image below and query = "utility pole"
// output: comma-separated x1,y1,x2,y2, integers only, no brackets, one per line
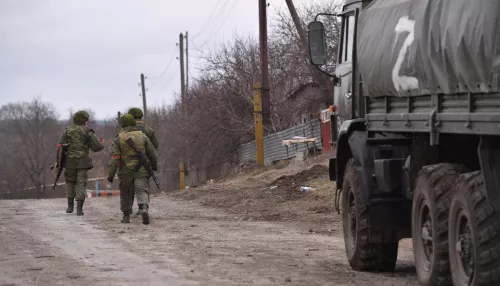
253,83,264,165
179,33,186,115
140,73,147,123
285,0,331,102
259,0,271,124
185,31,189,97
285,0,308,55
179,33,186,190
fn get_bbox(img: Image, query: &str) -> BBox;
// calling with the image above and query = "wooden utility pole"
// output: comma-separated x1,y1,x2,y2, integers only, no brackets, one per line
179,33,186,190
185,31,189,97
285,0,331,100
259,0,271,124
253,83,264,165
285,0,308,54
140,73,147,123
179,33,186,115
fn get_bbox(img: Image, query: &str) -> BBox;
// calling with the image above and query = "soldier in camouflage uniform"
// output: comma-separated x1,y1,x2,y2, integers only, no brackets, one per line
127,107,159,215
128,107,159,149
107,114,157,224
57,111,104,215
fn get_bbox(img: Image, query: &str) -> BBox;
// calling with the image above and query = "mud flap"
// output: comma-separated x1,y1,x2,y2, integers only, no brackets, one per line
478,136,500,212
329,158,337,181
347,131,411,242
347,131,374,205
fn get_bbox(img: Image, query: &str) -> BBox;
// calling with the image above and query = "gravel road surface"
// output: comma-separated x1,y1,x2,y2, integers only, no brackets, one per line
0,197,418,286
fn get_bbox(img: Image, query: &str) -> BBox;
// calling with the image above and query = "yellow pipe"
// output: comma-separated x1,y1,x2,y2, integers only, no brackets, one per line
179,159,185,190
253,83,264,166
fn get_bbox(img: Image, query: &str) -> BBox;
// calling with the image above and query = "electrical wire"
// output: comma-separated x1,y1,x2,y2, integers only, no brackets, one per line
191,0,236,52
149,61,179,94
191,0,224,41
150,0,236,97
193,0,230,47
206,0,235,39
147,48,177,86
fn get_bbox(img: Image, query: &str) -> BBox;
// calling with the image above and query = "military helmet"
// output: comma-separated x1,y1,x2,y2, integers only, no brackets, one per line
128,107,143,119
73,110,89,125
120,114,137,128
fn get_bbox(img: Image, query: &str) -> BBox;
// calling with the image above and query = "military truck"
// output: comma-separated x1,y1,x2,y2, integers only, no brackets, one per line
307,0,500,285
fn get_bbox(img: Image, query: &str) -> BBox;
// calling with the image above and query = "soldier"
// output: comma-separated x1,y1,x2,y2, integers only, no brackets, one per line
128,108,159,149
127,107,159,215
57,110,104,215
107,114,157,224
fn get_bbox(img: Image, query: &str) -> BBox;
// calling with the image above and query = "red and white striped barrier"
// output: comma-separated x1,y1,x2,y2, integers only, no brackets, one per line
86,190,119,198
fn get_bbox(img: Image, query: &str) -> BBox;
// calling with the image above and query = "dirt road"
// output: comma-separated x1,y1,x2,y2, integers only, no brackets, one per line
0,197,418,286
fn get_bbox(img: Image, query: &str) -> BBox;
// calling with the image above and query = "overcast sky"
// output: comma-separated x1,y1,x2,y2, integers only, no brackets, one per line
0,0,289,120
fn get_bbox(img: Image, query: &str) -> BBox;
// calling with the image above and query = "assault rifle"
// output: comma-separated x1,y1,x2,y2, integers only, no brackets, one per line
51,143,69,189
125,137,161,192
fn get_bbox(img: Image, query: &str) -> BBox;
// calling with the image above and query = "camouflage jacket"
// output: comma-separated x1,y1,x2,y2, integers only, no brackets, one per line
122,120,158,149
57,124,104,169
107,126,158,179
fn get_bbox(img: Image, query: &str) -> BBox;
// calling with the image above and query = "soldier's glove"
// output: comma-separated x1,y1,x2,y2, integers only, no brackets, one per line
107,176,114,183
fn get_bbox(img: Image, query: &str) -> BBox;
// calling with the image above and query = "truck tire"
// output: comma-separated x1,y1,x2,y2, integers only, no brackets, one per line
412,163,468,286
449,171,500,286
342,158,398,271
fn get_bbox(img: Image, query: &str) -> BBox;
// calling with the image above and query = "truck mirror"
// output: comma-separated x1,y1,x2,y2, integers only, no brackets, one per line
308,21,327,66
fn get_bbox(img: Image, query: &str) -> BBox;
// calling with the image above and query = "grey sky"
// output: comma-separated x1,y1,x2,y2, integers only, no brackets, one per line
0,0,288,119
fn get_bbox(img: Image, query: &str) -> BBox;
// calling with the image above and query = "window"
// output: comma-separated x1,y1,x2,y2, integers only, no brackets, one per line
341,15,355,63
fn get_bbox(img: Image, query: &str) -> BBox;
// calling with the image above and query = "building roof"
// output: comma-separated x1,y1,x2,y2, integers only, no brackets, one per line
289,82,321,99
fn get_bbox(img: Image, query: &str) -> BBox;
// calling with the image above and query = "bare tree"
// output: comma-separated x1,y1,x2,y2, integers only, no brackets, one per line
279,0,342,103
0,98,60,197
0,122,26,196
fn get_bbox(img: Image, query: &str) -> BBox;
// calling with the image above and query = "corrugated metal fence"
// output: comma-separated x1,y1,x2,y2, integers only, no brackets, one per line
238,119,322,165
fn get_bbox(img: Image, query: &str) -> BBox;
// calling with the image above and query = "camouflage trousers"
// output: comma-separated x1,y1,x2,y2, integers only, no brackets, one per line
119,176,150,214
65,168,88,201
129,184,151,211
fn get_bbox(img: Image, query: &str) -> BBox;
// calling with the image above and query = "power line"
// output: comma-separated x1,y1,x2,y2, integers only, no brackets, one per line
148,61,179,94
191,0,237,51
191,0,224,41
204,0,233,38
147,47,177,83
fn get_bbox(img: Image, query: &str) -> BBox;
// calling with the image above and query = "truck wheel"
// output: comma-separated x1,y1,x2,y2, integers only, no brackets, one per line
342,158,398,271
449,171,500,286
412,164,467,286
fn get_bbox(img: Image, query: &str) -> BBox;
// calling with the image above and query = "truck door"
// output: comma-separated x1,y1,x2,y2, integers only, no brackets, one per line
335,11,357,126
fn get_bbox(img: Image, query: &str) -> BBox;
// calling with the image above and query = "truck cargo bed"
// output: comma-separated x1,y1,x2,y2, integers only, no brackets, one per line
365,93,500,138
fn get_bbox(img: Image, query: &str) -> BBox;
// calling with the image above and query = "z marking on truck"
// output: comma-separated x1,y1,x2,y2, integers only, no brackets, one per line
392,16,419,94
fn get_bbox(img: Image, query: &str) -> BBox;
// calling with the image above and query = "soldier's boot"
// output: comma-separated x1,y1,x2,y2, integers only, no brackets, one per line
76,200,84,216
66,198,74,213
135,206,141,216
121,212,130,223
140,204,150,225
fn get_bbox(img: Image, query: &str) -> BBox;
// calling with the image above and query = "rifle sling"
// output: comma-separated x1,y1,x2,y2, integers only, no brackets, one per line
125,138,150,174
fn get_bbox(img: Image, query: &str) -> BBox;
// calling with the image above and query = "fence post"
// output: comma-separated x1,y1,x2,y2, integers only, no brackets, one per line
95,180,99,197
180,161,185,190
253,83,264,166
